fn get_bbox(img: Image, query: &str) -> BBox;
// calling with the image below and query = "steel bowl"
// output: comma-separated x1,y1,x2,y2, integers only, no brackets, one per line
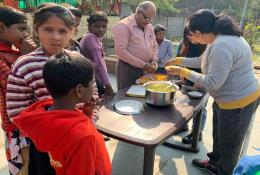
143,81,179,106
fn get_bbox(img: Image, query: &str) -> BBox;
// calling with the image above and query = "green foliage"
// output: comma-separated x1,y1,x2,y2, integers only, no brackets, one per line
153,0,180,16
244,23,260,48
213,0,244,19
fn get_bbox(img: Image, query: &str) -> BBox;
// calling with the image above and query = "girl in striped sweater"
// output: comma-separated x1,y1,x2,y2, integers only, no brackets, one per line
6,5,76,175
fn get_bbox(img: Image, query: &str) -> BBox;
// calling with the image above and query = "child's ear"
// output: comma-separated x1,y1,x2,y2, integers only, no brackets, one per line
75,84,83,98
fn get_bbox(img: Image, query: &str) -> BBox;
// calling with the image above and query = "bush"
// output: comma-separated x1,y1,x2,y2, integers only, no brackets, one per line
244,23,260,48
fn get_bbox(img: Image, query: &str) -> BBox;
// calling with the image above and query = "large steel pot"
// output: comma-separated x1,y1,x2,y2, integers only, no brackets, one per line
143,81,179,106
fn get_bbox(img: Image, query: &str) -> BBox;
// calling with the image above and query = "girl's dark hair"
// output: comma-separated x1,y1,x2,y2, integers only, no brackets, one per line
179,26,206,56
188,9,242,37
33,5,75,30
43,52,94,99
0,6,27,27
87,11,108,25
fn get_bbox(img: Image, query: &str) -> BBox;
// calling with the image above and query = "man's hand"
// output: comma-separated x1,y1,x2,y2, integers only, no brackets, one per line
151,61,158,70
19,38,37,55
143,63,156,73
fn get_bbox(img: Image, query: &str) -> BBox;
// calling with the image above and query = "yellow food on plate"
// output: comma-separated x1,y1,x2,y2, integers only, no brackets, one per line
154,74,168,81
136,74,168,84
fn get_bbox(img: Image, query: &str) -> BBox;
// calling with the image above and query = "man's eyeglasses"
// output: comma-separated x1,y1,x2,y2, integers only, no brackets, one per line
140,11,153,22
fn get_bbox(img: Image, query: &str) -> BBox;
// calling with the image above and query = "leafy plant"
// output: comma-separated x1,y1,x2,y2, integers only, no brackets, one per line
244,23,260,48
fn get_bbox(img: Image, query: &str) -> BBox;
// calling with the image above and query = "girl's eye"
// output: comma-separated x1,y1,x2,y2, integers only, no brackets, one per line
44,28,52,32
59,29,68,34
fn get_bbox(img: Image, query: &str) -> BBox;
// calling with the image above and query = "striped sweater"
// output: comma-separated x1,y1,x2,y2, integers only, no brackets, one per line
6,48,50,125
6,48,78,131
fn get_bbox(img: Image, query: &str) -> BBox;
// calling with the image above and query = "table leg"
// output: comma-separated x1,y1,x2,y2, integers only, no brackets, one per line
191,108,203,151
143,147,156,175
163,108,203,153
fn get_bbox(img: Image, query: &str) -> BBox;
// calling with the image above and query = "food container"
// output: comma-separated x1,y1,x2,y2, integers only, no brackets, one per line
143,81,179,106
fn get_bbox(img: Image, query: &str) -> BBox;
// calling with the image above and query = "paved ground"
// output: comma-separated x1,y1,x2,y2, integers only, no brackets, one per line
0,74,259,175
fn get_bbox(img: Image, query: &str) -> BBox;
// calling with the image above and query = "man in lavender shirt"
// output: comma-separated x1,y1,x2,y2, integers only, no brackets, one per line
113,1,158,90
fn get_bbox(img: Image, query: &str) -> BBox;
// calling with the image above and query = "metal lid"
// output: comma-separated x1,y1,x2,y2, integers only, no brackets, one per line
187,91,203,99
113,100,146,115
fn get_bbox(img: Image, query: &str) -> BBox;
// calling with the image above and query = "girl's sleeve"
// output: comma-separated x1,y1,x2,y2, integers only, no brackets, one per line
181,56,202,68
6,59,33,118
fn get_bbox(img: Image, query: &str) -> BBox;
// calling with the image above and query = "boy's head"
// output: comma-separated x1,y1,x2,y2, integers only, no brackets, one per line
43,52,95,104
154,24,167,41
0,6,28,46
87,11,108,38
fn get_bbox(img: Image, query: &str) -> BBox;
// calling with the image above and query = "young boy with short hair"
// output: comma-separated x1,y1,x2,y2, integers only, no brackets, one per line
154,24,173,74
13,52,112,175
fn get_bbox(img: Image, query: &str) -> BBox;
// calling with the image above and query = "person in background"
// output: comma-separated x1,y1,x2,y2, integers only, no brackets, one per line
0,6,36,175
166,9,260,175
67,6,82,38
80,11,114,97
6,5,77,175
13,52,112,175
154,24,173,74
176,26,207,144
113,1,158,90
63,4,82,52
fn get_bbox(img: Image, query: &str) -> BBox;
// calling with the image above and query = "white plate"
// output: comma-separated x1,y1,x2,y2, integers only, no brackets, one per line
113,100,146,115
187,91,203,99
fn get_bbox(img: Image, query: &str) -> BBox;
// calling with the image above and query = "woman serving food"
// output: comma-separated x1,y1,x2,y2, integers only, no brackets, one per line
166,9,260,175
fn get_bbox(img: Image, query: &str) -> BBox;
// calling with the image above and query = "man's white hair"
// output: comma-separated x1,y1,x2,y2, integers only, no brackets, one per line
136,1,156,13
